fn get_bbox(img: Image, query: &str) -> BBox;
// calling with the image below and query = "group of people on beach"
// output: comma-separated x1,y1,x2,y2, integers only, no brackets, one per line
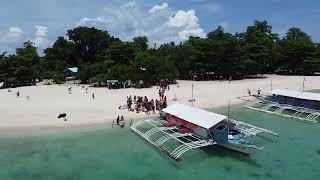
125,95,156,114
123,85,169,114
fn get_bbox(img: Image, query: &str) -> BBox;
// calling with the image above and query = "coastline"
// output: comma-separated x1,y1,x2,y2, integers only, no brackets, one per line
1,74,320,136
0,115,159,137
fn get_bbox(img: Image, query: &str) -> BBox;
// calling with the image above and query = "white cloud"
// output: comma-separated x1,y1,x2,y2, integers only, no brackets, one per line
79,17,109,26
78,3,205,45
167,10,199,29
8,27,24,35
149,3,168,13
0,25,52,55
0,26,25,43
166,10,205,40
0,26,25,53
35,25,48,37
32,25,51,52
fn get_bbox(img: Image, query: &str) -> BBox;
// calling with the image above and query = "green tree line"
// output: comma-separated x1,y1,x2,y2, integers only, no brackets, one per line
1,20,320,88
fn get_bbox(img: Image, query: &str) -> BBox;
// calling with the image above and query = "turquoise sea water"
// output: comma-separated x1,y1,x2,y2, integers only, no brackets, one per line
0,105,320,180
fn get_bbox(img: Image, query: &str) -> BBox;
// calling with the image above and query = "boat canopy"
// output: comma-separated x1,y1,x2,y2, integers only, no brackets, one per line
161,103,227,129
271,89,320,101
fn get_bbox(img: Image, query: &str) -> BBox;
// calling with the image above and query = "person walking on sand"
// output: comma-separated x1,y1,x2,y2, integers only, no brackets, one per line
247,89,251,96
92,92,95,100
16,91,20,98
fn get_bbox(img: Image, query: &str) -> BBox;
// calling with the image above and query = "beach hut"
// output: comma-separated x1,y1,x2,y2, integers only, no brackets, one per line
245,89,320,122
64,67,78,81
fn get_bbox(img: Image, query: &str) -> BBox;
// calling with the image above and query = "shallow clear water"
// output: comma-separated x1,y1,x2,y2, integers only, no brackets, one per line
1,105,320,180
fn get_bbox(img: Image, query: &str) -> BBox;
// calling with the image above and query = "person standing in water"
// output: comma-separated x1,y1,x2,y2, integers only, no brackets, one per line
92,92,95,100
16,91,20,98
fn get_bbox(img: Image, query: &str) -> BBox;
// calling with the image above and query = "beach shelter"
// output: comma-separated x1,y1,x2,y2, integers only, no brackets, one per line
64,67,78,74
64,67,78,81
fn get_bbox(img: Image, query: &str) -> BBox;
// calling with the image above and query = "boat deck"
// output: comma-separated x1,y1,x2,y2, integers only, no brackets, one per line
130,118,216,160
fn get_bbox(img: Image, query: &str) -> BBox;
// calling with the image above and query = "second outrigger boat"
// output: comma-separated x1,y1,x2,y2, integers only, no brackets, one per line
131,103,278,160
244,89,320,122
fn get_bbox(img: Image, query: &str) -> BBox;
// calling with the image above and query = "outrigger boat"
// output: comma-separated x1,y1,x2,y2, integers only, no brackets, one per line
244,89,320,122
130,103,278,161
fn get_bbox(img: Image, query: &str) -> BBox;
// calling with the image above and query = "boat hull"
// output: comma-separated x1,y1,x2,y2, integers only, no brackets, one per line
219,143,260,155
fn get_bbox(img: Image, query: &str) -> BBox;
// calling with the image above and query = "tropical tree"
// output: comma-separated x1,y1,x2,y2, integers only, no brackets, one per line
67,27,116,63
1,20,320,88
240,20,279,75
133,36,148,51
279,27,315,74
43,36,77,71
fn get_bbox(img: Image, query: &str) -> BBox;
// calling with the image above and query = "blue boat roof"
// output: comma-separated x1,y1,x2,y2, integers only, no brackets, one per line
65,67,78,73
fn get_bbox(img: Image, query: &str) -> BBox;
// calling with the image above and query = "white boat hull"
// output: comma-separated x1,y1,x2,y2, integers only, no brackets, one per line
220,143,261,155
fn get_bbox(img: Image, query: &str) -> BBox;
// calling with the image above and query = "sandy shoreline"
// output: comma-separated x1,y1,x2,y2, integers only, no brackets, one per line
1,74,320,135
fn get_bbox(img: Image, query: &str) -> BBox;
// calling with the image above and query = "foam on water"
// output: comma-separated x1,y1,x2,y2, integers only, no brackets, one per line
0,105,320,180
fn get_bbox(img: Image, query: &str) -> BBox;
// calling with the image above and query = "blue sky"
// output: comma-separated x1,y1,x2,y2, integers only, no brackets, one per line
0,0,319,55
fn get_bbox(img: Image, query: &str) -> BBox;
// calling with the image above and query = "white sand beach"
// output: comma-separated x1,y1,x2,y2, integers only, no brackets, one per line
0,75,320,131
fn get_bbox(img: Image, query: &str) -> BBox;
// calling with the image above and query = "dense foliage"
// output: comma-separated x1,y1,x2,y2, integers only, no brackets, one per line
1,20,320,88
